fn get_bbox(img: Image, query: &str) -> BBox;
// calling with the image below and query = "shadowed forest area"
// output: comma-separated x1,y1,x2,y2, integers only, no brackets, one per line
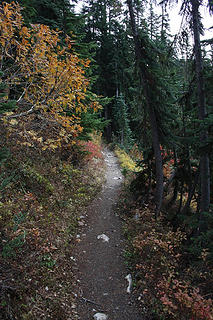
0,0,213,319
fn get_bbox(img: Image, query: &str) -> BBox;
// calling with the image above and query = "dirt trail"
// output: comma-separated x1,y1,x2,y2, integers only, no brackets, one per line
73,148,142,320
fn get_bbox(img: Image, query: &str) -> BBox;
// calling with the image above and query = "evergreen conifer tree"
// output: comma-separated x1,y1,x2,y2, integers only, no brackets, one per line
113,95,133,147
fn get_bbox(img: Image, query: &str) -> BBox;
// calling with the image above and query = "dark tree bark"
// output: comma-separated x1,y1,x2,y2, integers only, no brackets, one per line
191,0,210,220
181,168,200,215
127,0,164,216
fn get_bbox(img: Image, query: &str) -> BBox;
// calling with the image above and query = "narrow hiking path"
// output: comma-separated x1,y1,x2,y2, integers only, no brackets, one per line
73,148,141,320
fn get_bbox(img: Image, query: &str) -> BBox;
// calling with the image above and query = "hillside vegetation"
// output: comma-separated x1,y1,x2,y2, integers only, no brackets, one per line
0,129,105,319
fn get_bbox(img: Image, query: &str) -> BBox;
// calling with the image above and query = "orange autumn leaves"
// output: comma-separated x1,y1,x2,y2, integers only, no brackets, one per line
0,2,100,146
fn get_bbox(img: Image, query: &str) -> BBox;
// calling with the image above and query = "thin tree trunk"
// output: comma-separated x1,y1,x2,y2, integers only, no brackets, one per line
146,160,152,202
170,179,179,207
191,0,210,220
178,180,184,214
168,149,178,207
181,168,200,215
161,4,164,39
127,0,164,216
150,2,153,40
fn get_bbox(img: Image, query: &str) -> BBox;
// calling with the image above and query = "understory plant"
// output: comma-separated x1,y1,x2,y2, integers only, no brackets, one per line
120,200,213,320
0,132,105,319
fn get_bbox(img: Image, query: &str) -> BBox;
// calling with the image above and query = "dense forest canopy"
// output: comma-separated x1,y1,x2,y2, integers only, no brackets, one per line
0,0,213,319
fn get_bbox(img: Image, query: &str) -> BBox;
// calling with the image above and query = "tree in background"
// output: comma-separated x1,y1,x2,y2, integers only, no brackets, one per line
160,0,212,224
127,0,171,215
191,0,210,226
113,95,133,147
80,0,135,144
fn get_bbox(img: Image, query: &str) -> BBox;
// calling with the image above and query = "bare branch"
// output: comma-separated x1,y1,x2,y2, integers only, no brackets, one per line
17,89,26,102
0,105,36,119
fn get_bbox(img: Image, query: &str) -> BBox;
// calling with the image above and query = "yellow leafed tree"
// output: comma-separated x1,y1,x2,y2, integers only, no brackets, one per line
0,1,100,148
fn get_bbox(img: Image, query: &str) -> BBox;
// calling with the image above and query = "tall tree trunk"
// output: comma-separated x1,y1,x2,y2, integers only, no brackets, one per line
149,2,154,40
127,0,164,216
191,0,210,221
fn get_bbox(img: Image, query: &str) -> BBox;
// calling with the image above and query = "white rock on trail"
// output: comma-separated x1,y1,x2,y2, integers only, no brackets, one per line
93,313,108,320
125,274,132,293
97,234,109,242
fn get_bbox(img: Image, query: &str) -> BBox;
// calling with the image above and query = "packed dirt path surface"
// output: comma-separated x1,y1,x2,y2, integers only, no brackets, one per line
73,148,142,320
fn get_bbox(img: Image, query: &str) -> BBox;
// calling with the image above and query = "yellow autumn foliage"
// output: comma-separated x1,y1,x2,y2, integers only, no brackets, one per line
0,2,101,147
114,147,141,172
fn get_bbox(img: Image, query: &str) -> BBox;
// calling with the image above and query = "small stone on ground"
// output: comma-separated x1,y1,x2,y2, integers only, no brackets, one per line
93,313,108,320
97,234,110,242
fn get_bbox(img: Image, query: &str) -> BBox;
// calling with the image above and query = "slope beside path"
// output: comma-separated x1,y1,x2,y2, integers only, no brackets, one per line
73,148,142,320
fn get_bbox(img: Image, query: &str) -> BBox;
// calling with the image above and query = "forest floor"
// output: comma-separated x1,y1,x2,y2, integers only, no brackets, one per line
72,148,141,320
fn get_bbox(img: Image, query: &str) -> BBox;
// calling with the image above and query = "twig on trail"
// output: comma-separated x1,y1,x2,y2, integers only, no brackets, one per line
73,292,104,309
81,296,103,307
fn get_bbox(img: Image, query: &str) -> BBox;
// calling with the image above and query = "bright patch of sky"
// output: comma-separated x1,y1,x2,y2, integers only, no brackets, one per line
165,1,213,40
74,1,212,40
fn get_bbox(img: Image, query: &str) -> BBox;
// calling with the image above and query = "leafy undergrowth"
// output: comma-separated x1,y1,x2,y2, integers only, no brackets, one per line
0,136,105,319
118,192,213,320
115,145,213,319
114,145,142,178
77,133,103,161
